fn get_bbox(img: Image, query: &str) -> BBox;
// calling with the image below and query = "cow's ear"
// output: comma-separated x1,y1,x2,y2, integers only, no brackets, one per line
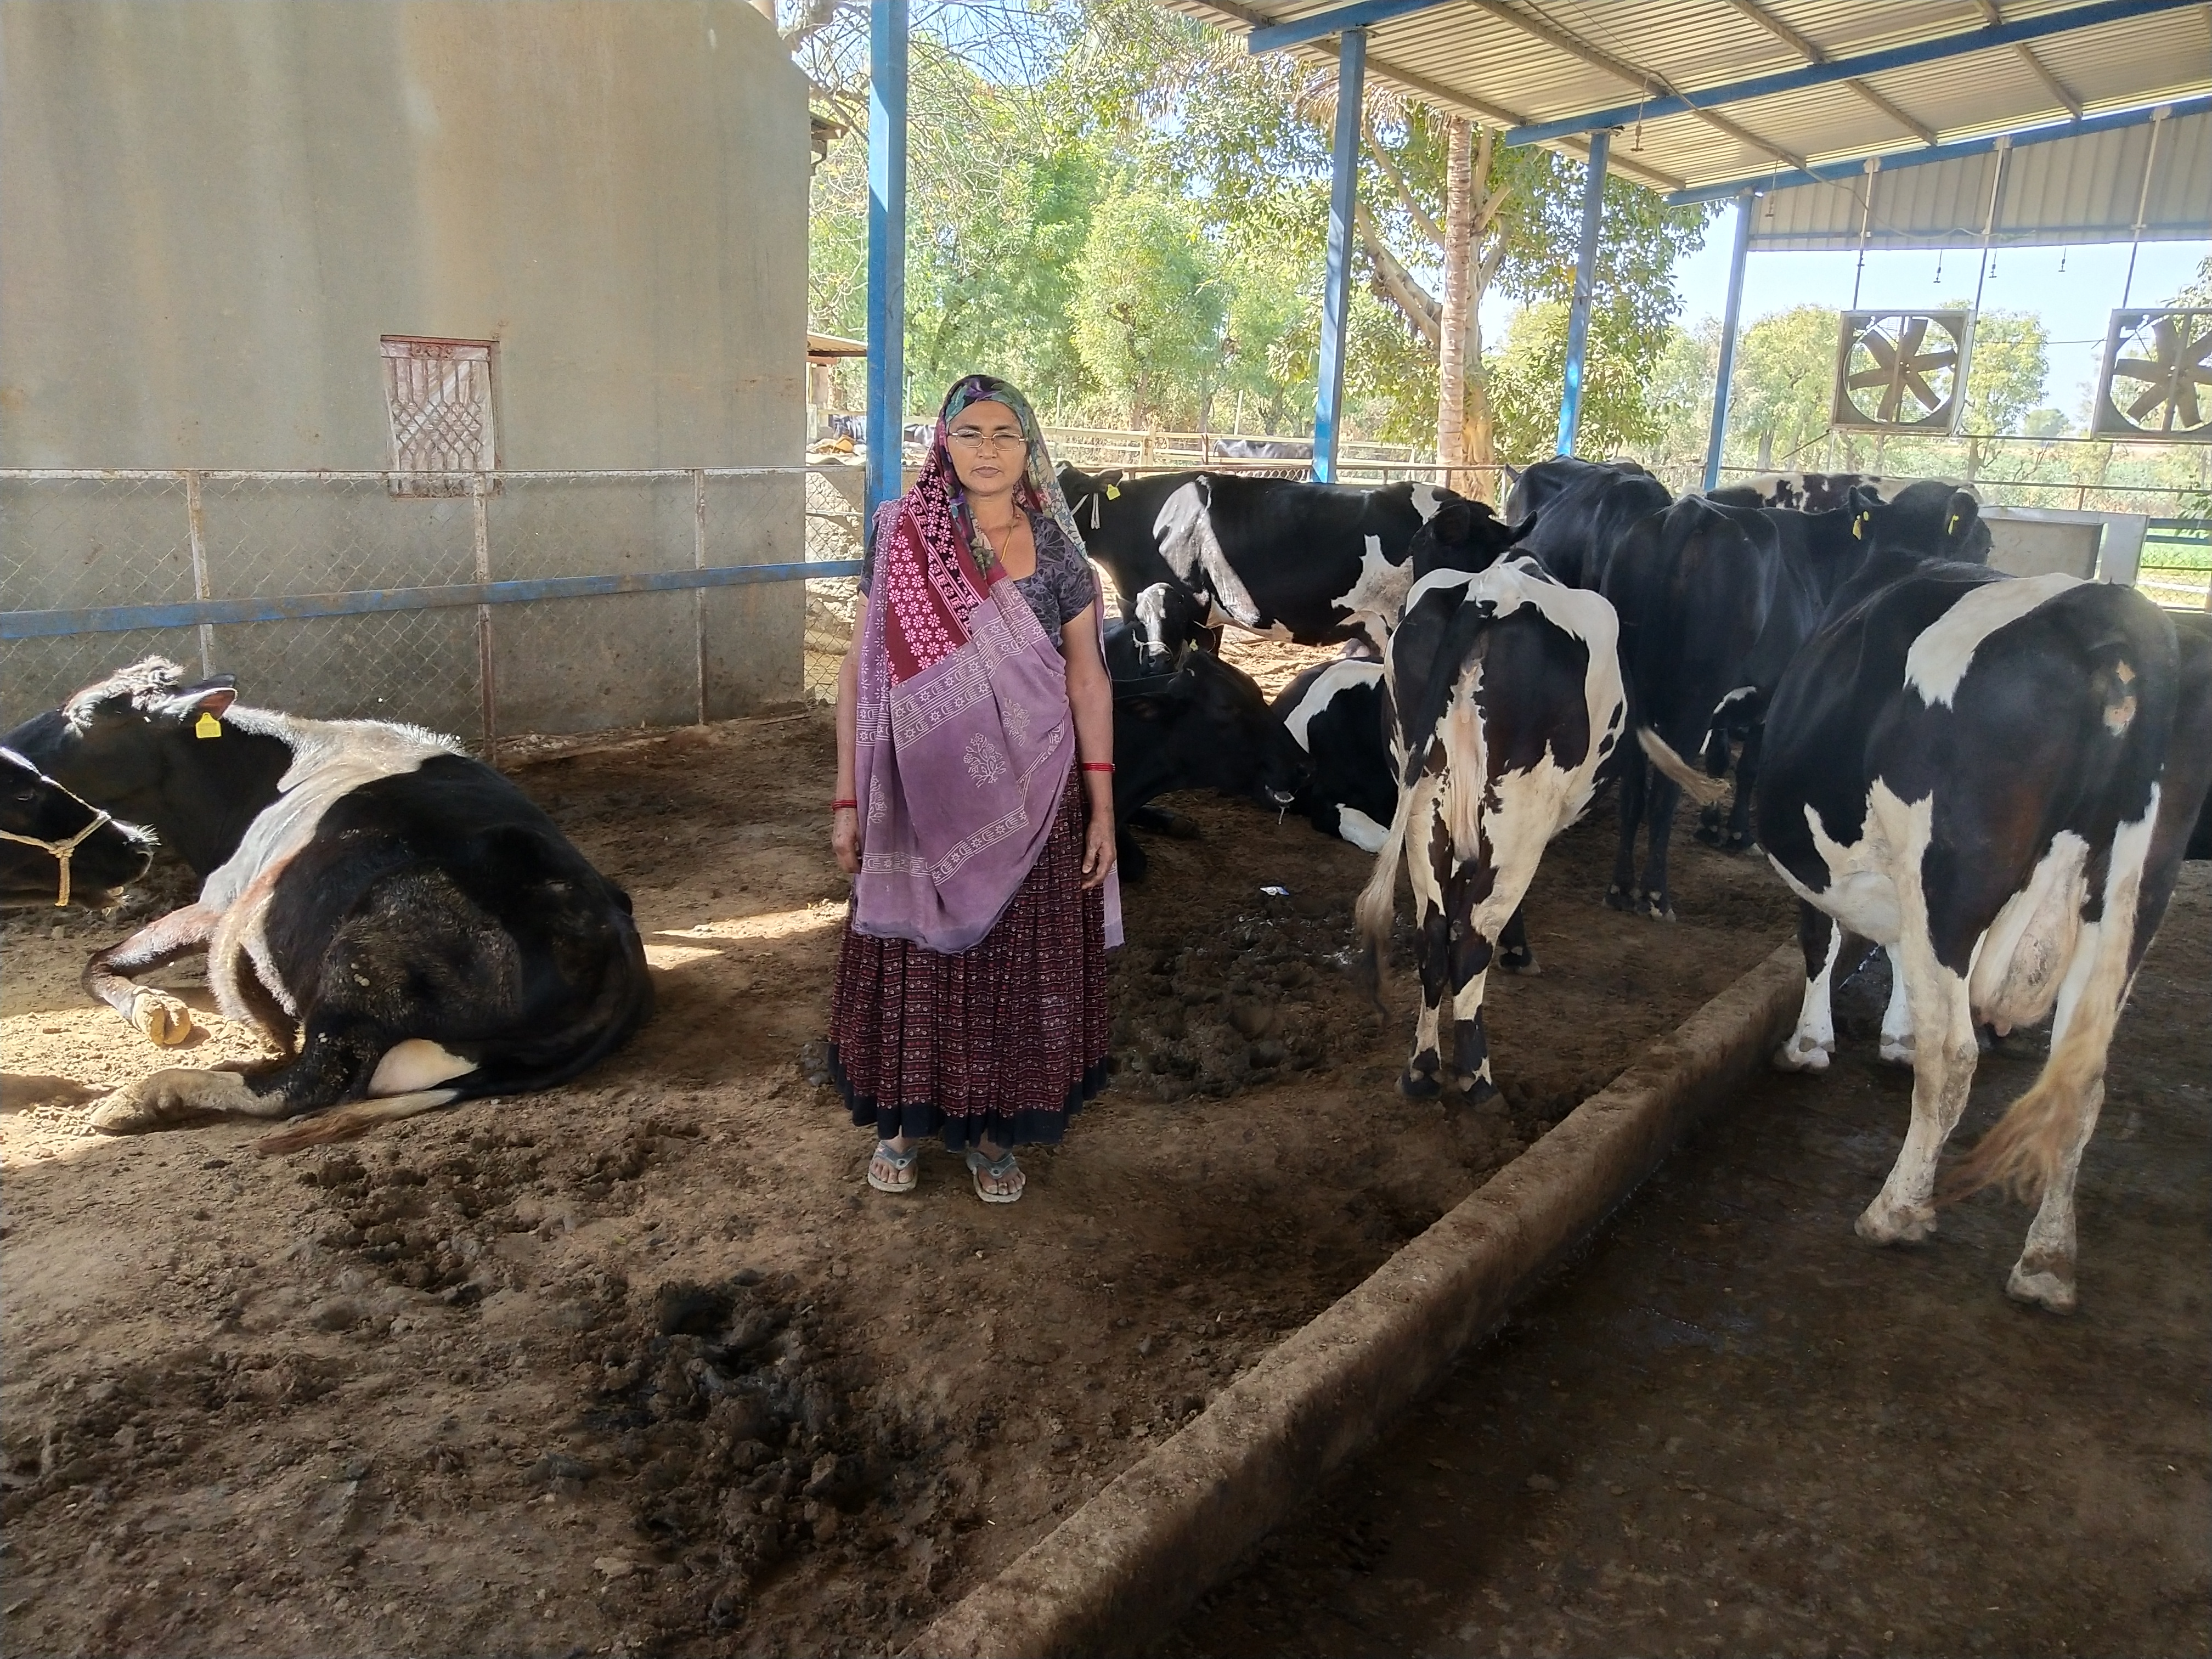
1943,489,1979,542
153,680,236,724
1431,498,1479,547
1505,510,1539,546
1844,483,1881,541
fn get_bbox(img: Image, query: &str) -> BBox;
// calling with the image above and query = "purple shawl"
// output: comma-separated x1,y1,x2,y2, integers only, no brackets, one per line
850,392,1121,955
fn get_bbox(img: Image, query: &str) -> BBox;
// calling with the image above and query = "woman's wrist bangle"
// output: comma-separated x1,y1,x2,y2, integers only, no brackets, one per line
831,798,857,811
1081,762,1114,773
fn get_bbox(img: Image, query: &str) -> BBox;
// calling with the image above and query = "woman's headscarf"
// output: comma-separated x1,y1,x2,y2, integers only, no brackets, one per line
849,375,1119,953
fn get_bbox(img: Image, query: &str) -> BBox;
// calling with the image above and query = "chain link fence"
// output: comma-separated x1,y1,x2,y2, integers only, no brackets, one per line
2,467,861,753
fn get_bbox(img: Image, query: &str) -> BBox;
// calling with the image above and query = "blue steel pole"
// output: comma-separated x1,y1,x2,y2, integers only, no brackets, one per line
865,0,909,536
1701,191,1756,493
1555,127,1611,458
1312,27,1366,486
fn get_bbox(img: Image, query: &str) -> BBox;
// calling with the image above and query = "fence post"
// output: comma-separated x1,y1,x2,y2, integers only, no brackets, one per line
472,475,497,768
184,470,214,678
693,469,709,726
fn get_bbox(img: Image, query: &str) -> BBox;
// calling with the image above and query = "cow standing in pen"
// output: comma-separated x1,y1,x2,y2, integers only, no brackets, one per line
1356,500,1626,1101
1057,465,1453,657
1757,495,2212,1312
4,659,653,1152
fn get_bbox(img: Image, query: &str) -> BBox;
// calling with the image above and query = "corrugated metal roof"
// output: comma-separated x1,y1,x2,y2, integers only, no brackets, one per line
1748,107,2212,248
1165,0,2212,216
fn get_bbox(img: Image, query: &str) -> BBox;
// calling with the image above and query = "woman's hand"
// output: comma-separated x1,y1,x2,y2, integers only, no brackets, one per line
833,805,862,875
1080,806,1116,890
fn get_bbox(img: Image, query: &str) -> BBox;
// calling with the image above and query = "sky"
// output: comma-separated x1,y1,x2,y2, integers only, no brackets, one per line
1663,229,2211,422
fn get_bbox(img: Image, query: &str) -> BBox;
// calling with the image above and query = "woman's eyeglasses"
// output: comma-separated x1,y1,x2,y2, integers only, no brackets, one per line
946,427,1029,453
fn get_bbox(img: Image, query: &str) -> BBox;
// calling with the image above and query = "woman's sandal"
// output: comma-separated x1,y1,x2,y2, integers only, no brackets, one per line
965,1146,1024,1204
867,1140,919,1194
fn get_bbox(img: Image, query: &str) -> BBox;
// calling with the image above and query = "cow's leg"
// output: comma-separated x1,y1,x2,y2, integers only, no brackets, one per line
1858,884,1977,1248
2005,1081,2102,1313
1495,902,1538,975
1775,902,1843,1072
1605,751,1647,912
1695,730,1731,847
1442,864,1497,1102
1115,828,1149,882
1635,770,1683,921
82,904,219,1047
1722,725,1762,854
1400,797,1450,1098
1877,946,1915,1065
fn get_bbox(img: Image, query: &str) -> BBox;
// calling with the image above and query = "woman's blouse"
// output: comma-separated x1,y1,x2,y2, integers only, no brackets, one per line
863,507,1096,647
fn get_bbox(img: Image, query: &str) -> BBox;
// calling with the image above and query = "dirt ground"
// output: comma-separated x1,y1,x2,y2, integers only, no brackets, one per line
1,668,1799,1657
1166,866,2211,1659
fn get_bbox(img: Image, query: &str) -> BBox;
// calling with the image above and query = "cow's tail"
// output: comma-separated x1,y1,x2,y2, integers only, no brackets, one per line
1353,774,1425,1014
254,1088,461,1154
1637,726,1731,808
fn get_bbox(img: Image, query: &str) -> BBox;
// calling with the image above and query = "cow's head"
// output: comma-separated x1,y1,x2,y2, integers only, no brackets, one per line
1057,464,1125,537
3,657,286,876
1408,498,1537,583
1846,482,1988,565
1129,582,1209,674
0,747,153,907
1113,650,1311,819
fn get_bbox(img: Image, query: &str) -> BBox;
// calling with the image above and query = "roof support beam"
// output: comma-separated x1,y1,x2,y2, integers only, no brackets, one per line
1556,129,1610,457
865,0,907,532
1724,0,1939,144
1466,0,1809,172
1702,191,1755,493
1661,91,2208,206
1502,0,2198,147
1975,1,2086,119
1314,28,1367,484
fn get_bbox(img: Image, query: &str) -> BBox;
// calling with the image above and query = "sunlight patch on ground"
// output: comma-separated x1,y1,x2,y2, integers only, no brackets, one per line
654,900,848,946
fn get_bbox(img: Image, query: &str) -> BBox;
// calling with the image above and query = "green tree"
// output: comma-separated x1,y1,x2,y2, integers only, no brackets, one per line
1727,305,1840,470
1959,309,2050,436
1070,186,1227,427
1487,300,1664,464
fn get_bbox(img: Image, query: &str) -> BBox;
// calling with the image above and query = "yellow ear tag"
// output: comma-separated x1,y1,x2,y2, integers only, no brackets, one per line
195,712,222,738
1946,512,1959,534
1105,483,1121,500
1852,514,1866,540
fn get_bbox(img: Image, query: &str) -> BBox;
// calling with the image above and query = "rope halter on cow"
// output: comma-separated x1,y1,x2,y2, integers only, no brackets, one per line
0,757,117,907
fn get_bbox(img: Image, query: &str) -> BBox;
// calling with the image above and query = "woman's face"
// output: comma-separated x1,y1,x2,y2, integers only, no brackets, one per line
944,399,1028,498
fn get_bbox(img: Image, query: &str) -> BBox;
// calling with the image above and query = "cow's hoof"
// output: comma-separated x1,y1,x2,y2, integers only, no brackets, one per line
129,989,195,1047
1694,824,1724,848
1497,949,1541,976
1447,1071,1498,1105
1640,894,1677,922
1878,1036,1917,1066
1856,1197,1937,1246
2005,1261,2077,1314
1604,885,1635,913
1398,1068,1441,1099
91,1068,251,1133
1773,1035,1833,1073
1724,834,1756,856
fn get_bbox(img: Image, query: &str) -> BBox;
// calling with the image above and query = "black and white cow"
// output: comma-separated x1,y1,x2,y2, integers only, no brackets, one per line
1503,456,1673,590
1273,659,1395,854
1058,466,1454,654
1755,498,2212,1312
1708,471,1995,564
1,747,151,907
1690,478,1993,852
1356,500,1626,1099
1119,580,1214,675
1107,625,1310,881
4,659,654,1151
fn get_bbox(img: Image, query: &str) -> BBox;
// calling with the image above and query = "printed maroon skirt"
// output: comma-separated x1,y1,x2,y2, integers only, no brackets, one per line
827,772,1111,1152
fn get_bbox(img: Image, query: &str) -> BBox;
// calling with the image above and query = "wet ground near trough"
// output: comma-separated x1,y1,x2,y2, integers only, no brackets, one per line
1164,866,2211,1659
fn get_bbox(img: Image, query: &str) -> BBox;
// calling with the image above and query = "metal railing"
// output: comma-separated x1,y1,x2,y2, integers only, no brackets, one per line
1,466,868,757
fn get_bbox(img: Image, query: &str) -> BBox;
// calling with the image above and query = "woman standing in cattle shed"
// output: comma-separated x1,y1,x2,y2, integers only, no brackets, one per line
826,375,1119,1204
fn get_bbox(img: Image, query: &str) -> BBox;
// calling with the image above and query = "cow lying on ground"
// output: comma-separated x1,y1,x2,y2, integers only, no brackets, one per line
5,659,653,1151
1058,465,1453,655
1274,659,1395,854
1357,500,1624,1099
1106,624,1309,881
1756,493,2212,1312
0,748,151,907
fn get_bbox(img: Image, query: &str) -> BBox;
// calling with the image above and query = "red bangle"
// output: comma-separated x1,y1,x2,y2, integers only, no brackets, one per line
1081,762,1114,773
831,798,857,810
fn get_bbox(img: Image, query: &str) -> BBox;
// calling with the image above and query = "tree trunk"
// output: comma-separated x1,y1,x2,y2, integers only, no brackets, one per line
1436,117,1474,490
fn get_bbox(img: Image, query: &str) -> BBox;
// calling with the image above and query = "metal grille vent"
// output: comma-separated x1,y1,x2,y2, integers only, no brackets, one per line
381,336,498,494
